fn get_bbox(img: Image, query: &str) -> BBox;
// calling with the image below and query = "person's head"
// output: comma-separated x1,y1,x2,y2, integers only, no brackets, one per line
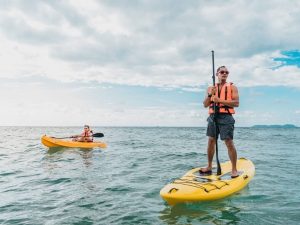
84,125,90,131
216,66,229,82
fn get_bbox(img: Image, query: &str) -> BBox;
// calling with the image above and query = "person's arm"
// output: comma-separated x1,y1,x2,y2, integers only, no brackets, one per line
211,85,239,107
73,132,85,138
71,134,82,138
203,86,215,108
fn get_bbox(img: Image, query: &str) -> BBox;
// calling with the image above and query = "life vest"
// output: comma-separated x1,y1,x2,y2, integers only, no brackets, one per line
81,130,93,141
209,82,235,114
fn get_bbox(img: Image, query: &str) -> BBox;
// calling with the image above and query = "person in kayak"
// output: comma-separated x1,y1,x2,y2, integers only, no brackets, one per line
71,125,94,142
201,66,239,178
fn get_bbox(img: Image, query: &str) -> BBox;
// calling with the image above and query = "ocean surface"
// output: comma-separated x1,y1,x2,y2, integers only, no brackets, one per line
0,127,299,225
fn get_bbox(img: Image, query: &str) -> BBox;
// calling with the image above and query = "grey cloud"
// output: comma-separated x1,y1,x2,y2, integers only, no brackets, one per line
3,0,299,62
2,0,300,58
0,16,66,44
51,40,132,65
1,0,300,88
0,0,96,44
0,0,64,25
44,0,97,36
99,0,300,58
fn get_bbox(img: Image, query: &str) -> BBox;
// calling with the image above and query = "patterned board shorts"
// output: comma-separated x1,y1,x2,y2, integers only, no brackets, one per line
206,114,235,140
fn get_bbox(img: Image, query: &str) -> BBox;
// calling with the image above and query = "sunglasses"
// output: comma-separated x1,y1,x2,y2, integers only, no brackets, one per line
219,70,229,75
84,127,89,129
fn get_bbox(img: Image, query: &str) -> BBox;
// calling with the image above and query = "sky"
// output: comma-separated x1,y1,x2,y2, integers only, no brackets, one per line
0,0,299,127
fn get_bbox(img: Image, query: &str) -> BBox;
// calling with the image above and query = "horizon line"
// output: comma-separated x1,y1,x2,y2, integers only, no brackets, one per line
0,125,298,128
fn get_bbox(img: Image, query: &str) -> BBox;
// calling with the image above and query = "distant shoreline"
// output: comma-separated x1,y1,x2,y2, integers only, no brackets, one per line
0,125,299,128
251,124,298,128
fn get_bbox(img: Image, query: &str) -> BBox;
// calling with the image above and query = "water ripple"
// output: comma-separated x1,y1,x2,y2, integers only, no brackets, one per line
0,127,299,224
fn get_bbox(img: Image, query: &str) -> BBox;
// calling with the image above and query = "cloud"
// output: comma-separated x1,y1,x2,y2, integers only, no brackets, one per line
1,0,300,90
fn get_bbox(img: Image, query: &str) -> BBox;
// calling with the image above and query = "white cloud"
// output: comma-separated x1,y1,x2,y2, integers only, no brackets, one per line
1,1,300,126
0,0,300,89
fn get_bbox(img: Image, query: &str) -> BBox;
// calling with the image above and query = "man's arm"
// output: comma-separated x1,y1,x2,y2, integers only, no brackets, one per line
203,87,215,108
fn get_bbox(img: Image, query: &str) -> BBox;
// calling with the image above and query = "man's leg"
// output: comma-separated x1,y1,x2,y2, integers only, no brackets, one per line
203,116,218,173
200,137,215,172
207,137,216,169
225,139,238,177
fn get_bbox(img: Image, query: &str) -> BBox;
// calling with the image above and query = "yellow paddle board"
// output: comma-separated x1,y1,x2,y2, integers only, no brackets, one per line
160,158,255,205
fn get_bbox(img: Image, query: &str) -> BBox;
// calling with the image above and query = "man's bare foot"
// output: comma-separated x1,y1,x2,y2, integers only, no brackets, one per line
199,167,212,174
231,170,239,178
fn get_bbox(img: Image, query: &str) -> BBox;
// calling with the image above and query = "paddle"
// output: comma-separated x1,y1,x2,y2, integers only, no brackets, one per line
211,50,222,175
51,133,104,139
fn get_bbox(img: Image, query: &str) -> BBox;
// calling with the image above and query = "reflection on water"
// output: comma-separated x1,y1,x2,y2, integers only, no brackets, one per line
79,149,94,167
160,200,241,225
41,147,102,194
43,147,95,168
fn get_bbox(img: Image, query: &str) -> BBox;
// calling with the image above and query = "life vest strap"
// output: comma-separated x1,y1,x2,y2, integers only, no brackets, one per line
209,105,233,109
209,105,233,114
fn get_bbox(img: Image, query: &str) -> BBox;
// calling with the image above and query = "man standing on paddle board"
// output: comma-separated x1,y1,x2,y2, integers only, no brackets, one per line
201,66,239,178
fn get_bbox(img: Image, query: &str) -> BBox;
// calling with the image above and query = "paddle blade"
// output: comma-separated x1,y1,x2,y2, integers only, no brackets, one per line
92,133,104,138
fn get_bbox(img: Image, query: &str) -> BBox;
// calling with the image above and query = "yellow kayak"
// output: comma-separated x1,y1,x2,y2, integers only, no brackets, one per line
41,135,107,149
160,158,255,205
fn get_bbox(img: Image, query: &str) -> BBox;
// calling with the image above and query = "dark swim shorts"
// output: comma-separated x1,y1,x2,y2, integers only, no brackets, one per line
206,114,235,140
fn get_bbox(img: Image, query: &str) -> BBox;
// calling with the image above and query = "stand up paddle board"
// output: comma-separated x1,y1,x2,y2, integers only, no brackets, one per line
160,157,255,205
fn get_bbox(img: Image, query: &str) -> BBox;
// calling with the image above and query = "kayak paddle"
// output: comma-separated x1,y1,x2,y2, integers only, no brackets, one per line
91,133,104,138
51,132,104,139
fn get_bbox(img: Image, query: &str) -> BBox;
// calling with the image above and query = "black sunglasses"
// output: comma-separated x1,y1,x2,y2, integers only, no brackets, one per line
219,71,229,75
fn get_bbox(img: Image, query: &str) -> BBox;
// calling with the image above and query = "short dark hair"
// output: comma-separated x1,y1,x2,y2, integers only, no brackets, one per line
217,66,227,73
84,125,90,128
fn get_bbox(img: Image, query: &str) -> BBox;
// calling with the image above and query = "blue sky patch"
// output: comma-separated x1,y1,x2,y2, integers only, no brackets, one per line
273,50,300,68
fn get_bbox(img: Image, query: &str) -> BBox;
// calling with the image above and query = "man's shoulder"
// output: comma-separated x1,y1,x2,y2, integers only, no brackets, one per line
228,82,238,89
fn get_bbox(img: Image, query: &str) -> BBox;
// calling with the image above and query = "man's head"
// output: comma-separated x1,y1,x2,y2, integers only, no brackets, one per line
216,66,229,82
84,125,90,130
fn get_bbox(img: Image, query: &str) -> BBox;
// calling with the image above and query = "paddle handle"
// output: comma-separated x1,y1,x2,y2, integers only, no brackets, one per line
212,50,215,86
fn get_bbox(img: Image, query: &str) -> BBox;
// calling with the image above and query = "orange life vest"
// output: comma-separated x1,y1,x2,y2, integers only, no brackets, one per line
81,130,93,141
209,82,235,114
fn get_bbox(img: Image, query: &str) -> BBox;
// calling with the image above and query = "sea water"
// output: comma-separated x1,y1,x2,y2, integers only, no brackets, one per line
0,127,299,224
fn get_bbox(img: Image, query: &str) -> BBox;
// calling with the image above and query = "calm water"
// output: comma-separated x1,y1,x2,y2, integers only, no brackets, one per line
0,127,299,225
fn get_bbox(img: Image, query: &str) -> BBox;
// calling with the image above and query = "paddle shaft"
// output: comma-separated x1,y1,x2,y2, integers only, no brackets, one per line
52,133,104,139
211,50,222,175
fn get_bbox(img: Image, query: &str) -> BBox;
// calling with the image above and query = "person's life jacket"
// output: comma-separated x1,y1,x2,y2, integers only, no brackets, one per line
209,82,235,114
82,130,93,141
